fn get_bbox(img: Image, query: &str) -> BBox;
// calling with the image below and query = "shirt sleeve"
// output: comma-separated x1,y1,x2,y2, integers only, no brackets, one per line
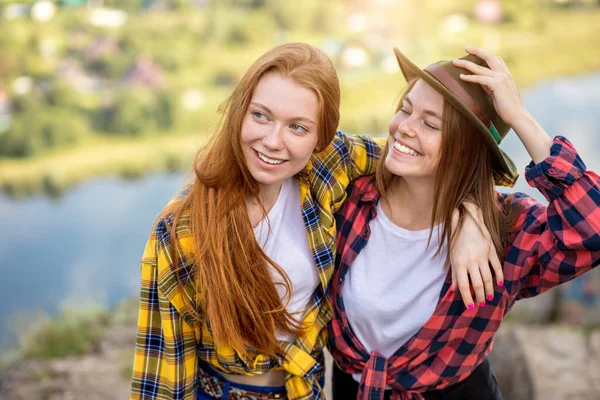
315,131,384,181
307,132,384,215
501,136,600,301
130,230,198,399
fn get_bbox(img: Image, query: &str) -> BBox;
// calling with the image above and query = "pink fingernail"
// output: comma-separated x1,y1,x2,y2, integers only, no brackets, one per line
480,302,485,307
498,281,504,287
468,304,474,311
487,295,494,301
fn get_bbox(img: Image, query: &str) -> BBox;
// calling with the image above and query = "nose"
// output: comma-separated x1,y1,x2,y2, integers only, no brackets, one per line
263,124,284,150
397,115,417,138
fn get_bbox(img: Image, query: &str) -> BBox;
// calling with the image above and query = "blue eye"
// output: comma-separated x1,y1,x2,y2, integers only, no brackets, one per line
290,123,307,133
252,111,267,120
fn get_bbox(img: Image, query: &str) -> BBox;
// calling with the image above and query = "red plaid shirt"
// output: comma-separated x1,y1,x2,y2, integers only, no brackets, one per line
328,136,600,400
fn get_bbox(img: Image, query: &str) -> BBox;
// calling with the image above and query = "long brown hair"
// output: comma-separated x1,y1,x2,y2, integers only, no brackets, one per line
377,78,519,268
161,43,340,356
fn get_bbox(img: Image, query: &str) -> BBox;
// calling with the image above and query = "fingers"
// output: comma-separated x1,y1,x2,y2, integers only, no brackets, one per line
457,269,475,311
463,46,503,70
495,55,508,68
451,262,458,293
468,265,486,308
453,59,494,77
478,261,495,303
489,246,505,287
458,73,495,96
458,73,493,86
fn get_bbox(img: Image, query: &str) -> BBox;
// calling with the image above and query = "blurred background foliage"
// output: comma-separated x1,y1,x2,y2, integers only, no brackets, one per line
0,0,599,196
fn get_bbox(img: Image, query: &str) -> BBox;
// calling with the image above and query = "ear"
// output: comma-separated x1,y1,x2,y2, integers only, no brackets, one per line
313,138,325,153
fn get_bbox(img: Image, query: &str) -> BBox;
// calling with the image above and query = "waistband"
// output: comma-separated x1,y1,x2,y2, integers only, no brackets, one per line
197,361,287,400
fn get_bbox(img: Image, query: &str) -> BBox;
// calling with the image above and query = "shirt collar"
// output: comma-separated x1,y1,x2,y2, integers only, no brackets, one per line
297,156,314,178
353,176,381,204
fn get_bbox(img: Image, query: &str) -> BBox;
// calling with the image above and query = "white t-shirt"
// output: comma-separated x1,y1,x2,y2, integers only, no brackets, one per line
342,202,448,382
253,178,320,342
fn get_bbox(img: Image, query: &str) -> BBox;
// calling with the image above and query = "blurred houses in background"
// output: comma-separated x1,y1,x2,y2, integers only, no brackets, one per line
0,86,12,133
57,58,101,92
123,56,165,88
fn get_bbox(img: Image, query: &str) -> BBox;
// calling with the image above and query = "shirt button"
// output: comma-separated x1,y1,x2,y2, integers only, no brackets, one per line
362,231,369,238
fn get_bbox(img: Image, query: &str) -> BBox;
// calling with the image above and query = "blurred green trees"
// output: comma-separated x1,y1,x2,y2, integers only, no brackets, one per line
0,1,296,158
1,0,600,162
96,89,174,136
1,87,90,157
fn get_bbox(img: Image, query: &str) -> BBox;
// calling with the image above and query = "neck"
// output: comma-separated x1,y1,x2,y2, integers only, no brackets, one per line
382,176,437,231
259,181,284,210
246,180,285,228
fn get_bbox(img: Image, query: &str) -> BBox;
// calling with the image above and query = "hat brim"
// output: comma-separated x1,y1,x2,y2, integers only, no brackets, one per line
393,48,518,187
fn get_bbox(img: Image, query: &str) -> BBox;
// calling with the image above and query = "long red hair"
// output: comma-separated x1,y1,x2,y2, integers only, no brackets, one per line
162,43,340,356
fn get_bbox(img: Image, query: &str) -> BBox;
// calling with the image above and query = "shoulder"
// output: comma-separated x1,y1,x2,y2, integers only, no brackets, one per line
497,191,542,211
347,176,377,198
496,191,545,231
151,187,194,246
336,176,378,217
316,132,383,161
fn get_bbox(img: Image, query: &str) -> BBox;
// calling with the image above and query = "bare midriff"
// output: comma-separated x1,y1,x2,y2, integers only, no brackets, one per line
220,369,286,387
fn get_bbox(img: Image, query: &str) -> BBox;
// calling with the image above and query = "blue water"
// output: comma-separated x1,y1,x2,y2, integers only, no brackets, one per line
1,72,600,344
0,173,189,345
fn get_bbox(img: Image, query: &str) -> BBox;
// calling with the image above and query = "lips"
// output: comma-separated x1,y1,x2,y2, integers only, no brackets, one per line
254,149,287,165
393,140,423,156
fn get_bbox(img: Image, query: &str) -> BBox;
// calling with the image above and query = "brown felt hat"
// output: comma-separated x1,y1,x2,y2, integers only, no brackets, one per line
393,48,519,187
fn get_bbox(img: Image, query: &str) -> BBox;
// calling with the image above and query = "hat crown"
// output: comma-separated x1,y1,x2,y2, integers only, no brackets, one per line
426,54,510,142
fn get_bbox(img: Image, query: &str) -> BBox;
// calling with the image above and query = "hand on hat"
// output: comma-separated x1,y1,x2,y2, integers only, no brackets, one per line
455,47,553,174
453,47,527,128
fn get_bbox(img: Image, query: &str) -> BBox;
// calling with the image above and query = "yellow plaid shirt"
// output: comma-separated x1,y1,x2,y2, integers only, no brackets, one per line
130,132,383,399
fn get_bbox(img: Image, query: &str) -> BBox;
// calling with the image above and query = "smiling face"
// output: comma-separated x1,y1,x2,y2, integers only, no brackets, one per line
240,72,320,194
385,79,445,181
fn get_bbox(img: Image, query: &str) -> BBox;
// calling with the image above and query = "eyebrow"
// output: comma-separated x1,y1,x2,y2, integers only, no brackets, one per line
250,102,317,126
403,97,442,120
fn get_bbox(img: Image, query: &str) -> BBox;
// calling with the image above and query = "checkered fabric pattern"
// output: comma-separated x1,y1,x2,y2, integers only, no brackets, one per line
328,136,600,400
130,132,384,400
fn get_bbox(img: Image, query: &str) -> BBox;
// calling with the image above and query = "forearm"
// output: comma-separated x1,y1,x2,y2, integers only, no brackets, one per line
511,110,553,165
335,132,384,181
506,137,600,298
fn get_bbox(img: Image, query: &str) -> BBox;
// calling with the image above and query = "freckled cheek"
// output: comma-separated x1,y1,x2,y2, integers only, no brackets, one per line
240,128,257,146
289,137,318,164
241,119,271,144
419,134,440,155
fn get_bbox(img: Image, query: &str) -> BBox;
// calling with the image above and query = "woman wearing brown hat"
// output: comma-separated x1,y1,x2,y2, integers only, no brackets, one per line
328,46,600,400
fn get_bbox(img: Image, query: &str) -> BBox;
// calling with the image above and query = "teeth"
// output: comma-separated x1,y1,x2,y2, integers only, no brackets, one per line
257,152,284,165
393,141,420,156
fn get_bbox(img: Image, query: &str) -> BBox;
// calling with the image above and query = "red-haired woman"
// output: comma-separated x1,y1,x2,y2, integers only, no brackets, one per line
329,46,600,400
130,43,497,400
